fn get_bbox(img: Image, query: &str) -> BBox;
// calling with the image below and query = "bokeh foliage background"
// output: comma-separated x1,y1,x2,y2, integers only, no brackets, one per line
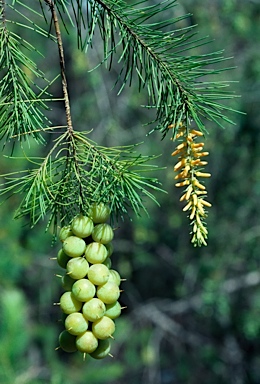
0,0,260,383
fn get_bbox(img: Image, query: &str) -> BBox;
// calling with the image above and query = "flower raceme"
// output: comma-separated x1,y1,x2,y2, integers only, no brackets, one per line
170,125,212,246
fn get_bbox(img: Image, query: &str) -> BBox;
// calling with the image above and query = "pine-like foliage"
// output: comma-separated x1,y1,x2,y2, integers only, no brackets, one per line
0,0,239,245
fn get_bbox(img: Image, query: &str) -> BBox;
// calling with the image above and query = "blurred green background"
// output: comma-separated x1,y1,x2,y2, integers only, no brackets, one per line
0,0,260,383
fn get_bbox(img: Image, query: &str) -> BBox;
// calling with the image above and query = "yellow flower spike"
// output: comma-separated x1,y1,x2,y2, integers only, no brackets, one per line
198,161,208,166
194,151,209,158
195,171,211,178
176,142,187,150
175,170,188,180
174,158,187,171
191,143,205,149
175,180,190,187
190,129,204,137
200,236,207,247
183,165,190,177
200,225,208,235
183,201,192,212
190,206,196,220
192,231,206,246
185,185,193,201
174,173,184,180
175,128,186,139
191,159,208,166
200,199,212,207
195,212,204,228
192,193,198,206
180,193,187,202
171,148,183,156
191,234,197,244
197,201,205,216
171,123,211,246
199,225,208,237
196,190,207,195
191,159,202,166
192,147,205,153
176,131,185,139
193,179,206,190
175,173,185,181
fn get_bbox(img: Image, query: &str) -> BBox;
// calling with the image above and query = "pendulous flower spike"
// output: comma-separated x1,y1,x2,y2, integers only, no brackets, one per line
170,123,212,246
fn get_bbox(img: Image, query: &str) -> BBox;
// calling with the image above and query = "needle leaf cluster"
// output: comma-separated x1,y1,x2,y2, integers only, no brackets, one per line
0,1,58,143
49,0,240,136
0,131,164,233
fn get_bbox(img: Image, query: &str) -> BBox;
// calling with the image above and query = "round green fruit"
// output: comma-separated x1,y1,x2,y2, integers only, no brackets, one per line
59,226,73,242
63,236,86,257
91,224,114,244
61,274,75,291
65,312,89,335
105,243,113,257
85,242,107,264
89,339,111,359
76,331,98,353
92,316,115,340
88,203,110,223
60,292,82,314
82,298,106,322
102,257,112,269
57,249,71,269
72,279,96,302
59,330,77,352
71,214,94,238
66,257,89,279
59,312,67,325
97,282,120,304
88,264,110,285
108,270,121,286
105,301,122,319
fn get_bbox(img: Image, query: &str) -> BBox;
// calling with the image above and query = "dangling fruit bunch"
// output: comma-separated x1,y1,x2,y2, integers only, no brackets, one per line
55,203,124,359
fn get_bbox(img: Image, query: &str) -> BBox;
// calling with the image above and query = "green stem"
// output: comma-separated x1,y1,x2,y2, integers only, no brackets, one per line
44,0,73,133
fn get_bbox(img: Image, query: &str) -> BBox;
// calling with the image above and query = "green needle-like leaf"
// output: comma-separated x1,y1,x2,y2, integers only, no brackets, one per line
0,132,165,233
61,0,241,136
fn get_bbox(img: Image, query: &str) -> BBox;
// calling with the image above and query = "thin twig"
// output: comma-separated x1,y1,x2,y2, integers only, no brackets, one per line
44,0,73,132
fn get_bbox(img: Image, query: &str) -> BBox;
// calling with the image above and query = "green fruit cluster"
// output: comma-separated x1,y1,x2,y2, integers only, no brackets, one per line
56,203,123,359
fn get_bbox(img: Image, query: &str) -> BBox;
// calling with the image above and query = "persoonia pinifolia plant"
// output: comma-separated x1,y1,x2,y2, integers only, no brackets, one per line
0,0,240,358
